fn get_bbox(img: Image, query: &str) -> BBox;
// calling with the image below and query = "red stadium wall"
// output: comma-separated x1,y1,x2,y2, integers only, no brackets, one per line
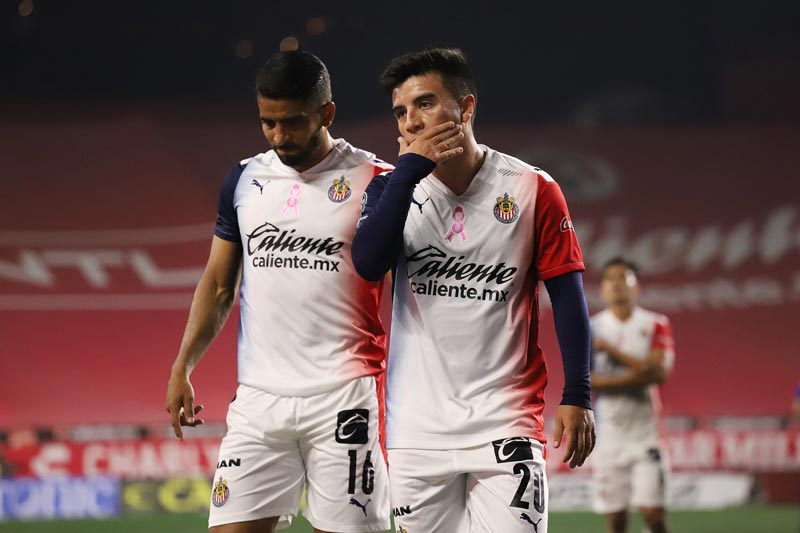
1,106,798,429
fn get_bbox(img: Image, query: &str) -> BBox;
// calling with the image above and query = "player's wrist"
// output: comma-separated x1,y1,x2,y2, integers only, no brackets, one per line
170,358,194,378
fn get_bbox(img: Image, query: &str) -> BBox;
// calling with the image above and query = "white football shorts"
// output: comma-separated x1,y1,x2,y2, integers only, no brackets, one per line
388,437,548,533
591,443,668,514
208,376,390,532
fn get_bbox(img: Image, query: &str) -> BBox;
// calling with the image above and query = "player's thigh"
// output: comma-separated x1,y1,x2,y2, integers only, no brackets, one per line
209,385,305,529
301,376,391,532
630,446,668,509
591,453,633,515
388,448,469,533
465,438,548,533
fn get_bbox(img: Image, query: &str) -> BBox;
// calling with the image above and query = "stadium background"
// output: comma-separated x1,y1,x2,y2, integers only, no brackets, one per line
1,2,799,531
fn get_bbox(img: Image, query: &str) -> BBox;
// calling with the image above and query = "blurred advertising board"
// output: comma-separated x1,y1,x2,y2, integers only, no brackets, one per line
548,472,753,511
122,478,211,514
0,476,120,521
1,438,220,479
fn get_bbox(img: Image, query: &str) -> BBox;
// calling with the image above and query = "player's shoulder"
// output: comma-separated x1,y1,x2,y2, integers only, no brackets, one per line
590,308,615,325
487,147,557,185
327,138,395,176
365,156,394,177
228,150,273,174
218,153,260,186
634,306,671,327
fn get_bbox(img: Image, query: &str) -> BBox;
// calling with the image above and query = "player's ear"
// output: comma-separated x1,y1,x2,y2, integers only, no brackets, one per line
321,101,336,128
460,94,476,124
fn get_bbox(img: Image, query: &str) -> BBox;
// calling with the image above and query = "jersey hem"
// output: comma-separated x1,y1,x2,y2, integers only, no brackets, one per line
208,507,295,528
386,429,547,450
303,511,391,533
213,228,241,243
239,368,381,398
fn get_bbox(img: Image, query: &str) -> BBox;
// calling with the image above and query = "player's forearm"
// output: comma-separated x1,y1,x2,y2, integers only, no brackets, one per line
606,348,651,372
172,275,237,376
544,271,593,409
591,367,660,391
352,154,435,281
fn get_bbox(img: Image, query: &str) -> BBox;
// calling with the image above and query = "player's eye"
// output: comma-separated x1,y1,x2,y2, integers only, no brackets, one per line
260,119,275,129
282,116,309,129
393,109,406,120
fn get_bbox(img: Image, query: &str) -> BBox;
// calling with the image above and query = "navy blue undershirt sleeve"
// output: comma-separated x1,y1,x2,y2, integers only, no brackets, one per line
352,153,436,281
213,162,246,243
544,271,593,409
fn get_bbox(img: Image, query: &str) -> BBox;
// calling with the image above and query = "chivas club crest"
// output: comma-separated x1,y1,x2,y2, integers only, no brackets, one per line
328,176,352,203
494,193,519,223
212,477,230,507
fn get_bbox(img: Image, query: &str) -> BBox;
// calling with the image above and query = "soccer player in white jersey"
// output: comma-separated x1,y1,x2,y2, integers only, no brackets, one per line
590,258,675,533
165,51,392,533
351,48,596,533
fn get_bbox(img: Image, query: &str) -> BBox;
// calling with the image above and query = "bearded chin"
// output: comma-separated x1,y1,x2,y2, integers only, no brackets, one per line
276,127,323,168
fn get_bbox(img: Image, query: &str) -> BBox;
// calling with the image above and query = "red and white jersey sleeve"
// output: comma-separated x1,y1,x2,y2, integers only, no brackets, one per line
591,307,675,445
534,177,584,280
216,138,393,396
385,146,584,450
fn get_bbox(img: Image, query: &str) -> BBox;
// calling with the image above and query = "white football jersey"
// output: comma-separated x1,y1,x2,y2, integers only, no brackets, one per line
215,138,392,396
385,146,584,450
591,307,675,445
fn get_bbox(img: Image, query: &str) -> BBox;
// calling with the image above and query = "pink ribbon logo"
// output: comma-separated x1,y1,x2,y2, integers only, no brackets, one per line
281,184,301,216
445,205,467,241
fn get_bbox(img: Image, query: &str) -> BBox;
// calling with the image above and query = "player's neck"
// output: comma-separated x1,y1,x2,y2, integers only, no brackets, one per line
293,131,335,173
610,303,634,321
431,137,485,196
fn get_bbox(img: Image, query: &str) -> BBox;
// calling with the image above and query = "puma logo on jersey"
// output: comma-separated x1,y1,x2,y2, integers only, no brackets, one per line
349,497,371,517
251,179,269,194
335,409,369,444
410,193,431,213
520,512,543,531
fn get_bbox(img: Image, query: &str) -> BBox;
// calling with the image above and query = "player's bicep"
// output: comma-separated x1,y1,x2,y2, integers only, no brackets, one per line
204,236,243,292
358,172,391,223
650,318,675,376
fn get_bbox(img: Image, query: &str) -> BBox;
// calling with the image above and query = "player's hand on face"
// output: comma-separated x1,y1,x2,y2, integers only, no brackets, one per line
166,371,205,440
398,121,464,165
553,405,596,469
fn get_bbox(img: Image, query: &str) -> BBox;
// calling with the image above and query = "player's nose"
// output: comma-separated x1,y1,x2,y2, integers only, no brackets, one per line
404,110,424,135
272,125,288,146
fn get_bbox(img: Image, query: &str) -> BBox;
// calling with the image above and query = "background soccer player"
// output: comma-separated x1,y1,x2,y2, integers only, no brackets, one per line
165,51,392,533
590,257,676,533
352,48,595,533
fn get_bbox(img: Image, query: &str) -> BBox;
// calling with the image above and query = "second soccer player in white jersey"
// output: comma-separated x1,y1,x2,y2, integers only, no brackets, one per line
352,48,596,533
590,257,676,533
165,51,392,533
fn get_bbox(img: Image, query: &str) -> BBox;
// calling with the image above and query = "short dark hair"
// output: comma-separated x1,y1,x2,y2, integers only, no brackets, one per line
255,51,331,105
379,48,476,101
601,257,639,278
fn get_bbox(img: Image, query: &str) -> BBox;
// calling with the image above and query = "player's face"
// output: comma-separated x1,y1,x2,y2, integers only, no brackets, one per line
391,73,465,145
600,264,638,306
257,96,334,170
